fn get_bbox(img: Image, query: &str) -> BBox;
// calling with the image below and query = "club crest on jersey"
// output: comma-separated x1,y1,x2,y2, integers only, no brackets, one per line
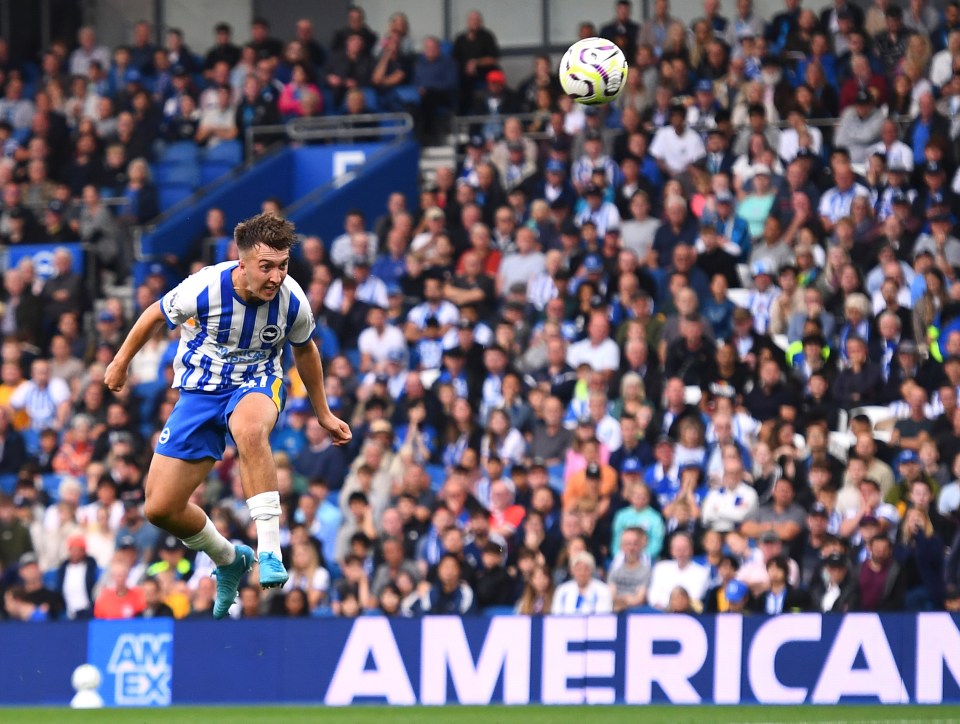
259,324,282,344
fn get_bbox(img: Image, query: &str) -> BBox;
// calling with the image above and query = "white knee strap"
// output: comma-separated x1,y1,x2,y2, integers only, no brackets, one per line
246,491,281,520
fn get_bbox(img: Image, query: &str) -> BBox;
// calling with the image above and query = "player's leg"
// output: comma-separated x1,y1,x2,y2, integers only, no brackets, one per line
144,452,255,619
227,386,287,588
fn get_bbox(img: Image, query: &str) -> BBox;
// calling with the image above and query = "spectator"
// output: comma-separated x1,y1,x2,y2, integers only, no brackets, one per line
647,533,710,610
810,552,861,612
195,84,238,147
69,27,111,77
551,551,613,614
414,553,477,614
94,560,146,619
326,33,375,107
452,10,501,111
204,22,241,73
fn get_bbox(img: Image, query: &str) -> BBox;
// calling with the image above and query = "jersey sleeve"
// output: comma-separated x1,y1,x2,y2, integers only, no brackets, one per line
287,284,316,346
160,272,206,329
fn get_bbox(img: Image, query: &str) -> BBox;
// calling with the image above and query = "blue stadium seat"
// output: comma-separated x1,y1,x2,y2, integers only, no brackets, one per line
547,463,565,493
159,186,193,211
41,474,64,500
154,163,201,188
482,606,516,617
425,464,447,492
43,571,59,590
20,429,41,457
203,140,243,166
162,141,200,164
200,162,235,186
0,473,17,495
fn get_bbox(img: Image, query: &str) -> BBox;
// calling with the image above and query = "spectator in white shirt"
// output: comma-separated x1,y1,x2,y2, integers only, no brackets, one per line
818,163,870,234
9,359,70,431
867,118,915,172
69,26,112,77
566,311,621,372
649,103,706,176
575,184,622,237
701,451,759,532
551,551,613,614
330,210,379,270
195,84,237,147
647,532,710,610
357,305,407,372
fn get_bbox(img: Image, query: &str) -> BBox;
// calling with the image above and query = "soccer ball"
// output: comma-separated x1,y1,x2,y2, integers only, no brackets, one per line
558,37,628,105
71,663,102,692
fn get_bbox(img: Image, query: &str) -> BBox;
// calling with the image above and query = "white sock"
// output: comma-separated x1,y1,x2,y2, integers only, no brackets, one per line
247,491,282,560
182,516,236,567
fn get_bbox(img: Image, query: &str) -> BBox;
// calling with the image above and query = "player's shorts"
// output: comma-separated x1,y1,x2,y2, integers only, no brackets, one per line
155,375,287,462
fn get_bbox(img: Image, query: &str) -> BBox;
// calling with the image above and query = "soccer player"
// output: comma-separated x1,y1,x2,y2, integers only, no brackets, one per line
104,213,351,618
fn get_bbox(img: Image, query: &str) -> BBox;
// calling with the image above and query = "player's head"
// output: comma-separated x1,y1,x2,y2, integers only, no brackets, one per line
233,212,298,301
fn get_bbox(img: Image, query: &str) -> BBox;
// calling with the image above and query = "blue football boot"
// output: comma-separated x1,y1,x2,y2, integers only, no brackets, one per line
213,544,254,619
258,551,289,589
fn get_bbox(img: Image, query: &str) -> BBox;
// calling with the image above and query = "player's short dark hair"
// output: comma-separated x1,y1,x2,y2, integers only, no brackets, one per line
234,213,298,253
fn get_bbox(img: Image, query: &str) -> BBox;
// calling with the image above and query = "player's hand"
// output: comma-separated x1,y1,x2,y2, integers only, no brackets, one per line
320,413,352,447
104,360,128,393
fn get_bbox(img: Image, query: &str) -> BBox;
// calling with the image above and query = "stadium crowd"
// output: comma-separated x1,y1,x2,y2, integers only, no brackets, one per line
3,0,960,621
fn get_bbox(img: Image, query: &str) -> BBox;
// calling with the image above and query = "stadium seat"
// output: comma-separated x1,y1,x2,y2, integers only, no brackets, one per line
200,162,236,186
203,140,243,166
0,473,17,495
40,474,64,501
162,141,200,165
482,606,516,617
159,186,194,211
154,163,201,188
42,571,59,590
20,429,41,457
425,464,447,492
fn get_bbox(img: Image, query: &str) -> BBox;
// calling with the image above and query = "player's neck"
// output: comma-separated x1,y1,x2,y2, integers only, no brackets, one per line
231,265,259,304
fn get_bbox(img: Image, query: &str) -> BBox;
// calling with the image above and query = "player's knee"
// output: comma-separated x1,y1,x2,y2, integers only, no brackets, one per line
144,497,173,528
231,419,271,454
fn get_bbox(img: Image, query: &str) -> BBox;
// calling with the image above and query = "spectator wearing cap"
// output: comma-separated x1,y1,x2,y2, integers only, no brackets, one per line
574,183,622,238
649,102,706,176
563,449,618,513
835,89,884,166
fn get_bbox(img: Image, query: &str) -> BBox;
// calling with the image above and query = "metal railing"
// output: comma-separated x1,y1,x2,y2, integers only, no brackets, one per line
243,113,415,162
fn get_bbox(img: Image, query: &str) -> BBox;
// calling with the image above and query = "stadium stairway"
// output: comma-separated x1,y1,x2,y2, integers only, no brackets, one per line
134,138,420,287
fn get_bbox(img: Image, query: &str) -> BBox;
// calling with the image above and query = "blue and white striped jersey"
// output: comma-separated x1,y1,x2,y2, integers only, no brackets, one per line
160,261,315,391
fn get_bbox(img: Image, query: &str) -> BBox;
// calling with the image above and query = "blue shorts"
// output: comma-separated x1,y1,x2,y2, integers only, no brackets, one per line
156,375,287,462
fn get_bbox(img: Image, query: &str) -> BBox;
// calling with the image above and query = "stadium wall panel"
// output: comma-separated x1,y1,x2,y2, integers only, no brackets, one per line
4,613,960,708
139,142,402,260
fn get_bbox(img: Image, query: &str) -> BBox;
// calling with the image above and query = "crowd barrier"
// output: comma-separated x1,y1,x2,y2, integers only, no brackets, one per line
2,612,959,707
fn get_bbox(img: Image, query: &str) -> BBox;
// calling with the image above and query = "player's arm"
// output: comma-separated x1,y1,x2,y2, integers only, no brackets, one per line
292,341,352,447
104,302,168,392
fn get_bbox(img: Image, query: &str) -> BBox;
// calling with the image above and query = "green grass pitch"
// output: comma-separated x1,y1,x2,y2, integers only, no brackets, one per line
3,706,960,723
